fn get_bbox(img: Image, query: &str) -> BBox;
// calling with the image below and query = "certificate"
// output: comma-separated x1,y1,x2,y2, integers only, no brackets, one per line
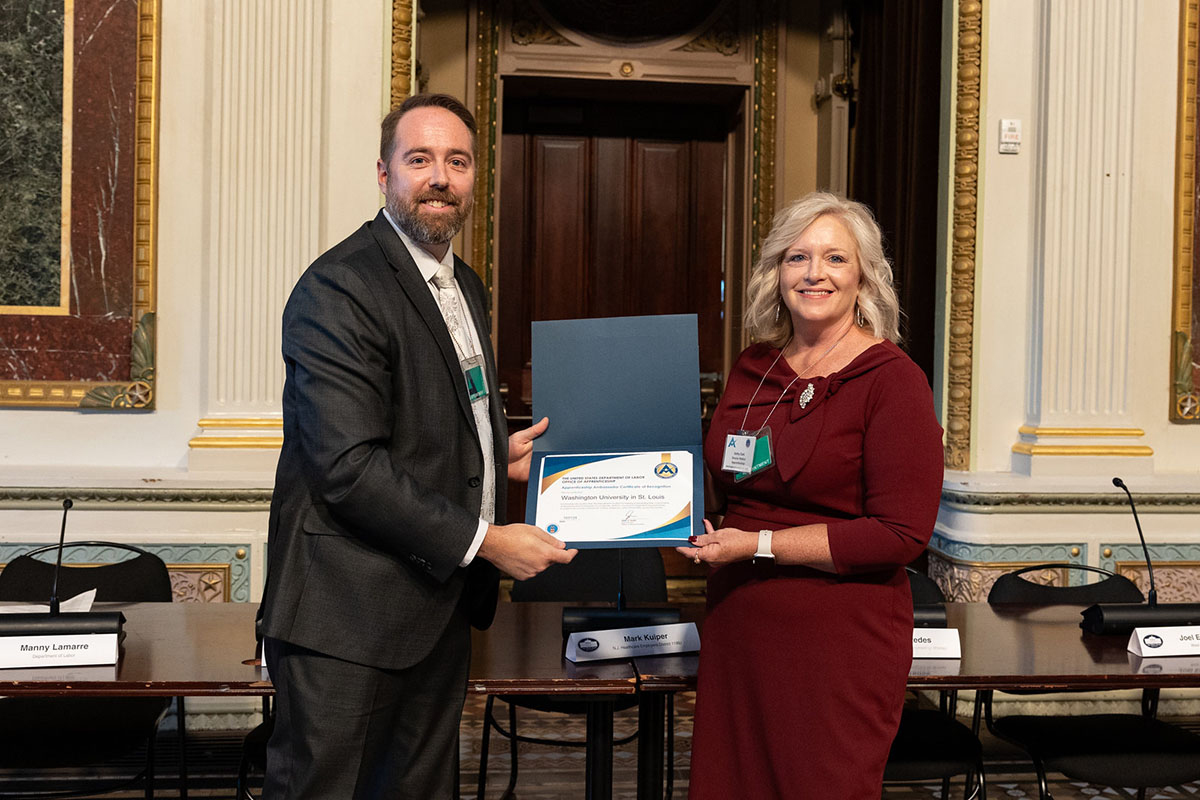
534,451,693,547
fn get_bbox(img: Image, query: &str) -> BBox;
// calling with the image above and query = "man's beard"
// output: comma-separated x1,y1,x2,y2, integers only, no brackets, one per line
387,186,474,246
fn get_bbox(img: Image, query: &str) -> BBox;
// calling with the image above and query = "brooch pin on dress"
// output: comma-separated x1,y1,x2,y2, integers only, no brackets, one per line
798,382,815,408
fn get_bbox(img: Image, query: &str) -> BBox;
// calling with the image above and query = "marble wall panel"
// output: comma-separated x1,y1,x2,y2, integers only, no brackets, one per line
0,0,138,382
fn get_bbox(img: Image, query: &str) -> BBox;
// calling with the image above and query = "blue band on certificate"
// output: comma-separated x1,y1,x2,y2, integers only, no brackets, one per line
535,451,694,546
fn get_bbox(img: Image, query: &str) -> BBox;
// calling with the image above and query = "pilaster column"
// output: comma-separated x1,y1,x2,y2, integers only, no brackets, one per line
1015,0,1152,476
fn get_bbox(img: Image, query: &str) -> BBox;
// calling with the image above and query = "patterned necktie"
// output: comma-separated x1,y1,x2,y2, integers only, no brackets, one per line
431,265,495,523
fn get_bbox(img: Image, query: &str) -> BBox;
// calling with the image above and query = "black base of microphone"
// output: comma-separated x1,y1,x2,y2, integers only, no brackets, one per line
1080,603,1200,635
0,611,125,636
562,606,681,638
914,604,948,628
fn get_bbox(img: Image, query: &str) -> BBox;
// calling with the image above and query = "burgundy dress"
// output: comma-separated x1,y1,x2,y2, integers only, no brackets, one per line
689,341,944,799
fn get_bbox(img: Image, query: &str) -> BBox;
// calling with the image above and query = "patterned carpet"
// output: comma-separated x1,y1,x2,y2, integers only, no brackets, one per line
466,693,1200,800
1,694,1198,797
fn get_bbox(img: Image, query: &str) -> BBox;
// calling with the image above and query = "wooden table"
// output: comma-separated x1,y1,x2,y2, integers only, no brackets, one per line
468,601,637,800
0,602,637,800
632,602,1200,799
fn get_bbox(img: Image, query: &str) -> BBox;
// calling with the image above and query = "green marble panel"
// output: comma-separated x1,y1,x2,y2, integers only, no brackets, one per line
0,0,63,307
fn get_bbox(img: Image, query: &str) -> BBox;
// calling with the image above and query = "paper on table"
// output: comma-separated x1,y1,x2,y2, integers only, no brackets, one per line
0,588,97,614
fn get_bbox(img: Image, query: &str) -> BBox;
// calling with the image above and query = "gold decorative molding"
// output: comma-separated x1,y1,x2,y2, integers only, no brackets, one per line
945,0,982,469
197,417,283,429
188,436,283,449
1011,443,1154,457
390,0,415,107
1172,0,1200,422
471,2,500,292
750,0,779,267
1017,426,1145,437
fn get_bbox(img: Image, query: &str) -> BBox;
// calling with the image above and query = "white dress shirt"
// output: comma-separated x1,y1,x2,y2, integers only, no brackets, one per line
383,210,492,567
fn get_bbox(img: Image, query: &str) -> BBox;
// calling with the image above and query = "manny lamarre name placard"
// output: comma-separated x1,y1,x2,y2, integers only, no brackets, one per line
565,622,700,663
0,633,119,669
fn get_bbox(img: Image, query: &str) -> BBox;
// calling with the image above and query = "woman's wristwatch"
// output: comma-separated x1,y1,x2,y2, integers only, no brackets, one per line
752,529,775,565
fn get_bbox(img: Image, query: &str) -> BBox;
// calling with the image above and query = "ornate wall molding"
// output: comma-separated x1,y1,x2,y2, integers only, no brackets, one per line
945,0,982,470
470,2,500,292
510,0,573,46
0,487,272,510
1172,0,1200,421
391,0,415,105
749,0,778,268
941,487,1200,513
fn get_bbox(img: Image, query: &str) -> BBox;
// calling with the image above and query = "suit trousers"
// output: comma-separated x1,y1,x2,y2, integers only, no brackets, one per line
262,611,470,800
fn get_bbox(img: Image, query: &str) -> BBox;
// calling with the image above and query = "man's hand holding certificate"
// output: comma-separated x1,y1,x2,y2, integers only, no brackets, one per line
525,314,704,548
534,451,693,546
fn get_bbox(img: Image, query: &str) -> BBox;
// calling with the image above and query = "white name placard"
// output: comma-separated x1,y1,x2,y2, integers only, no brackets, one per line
912,628,961,659
0,634,119,669
1126,626,1200,657
565,622,700,663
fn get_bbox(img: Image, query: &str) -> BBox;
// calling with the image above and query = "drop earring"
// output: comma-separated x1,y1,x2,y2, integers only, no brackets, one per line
775,302,783,323
855,303,865,327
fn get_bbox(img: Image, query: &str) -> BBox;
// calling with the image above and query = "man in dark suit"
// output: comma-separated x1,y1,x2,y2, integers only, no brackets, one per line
260,93,576,799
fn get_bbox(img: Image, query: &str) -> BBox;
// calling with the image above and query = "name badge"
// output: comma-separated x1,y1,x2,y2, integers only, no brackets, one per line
461,354,488,402
1127,626,1200,657
721,434,755,472
733,427,773,483
564,622,701,663
912,627,961,659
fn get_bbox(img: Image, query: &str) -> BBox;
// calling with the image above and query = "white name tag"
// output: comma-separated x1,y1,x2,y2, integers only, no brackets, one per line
565,622,701,663
0,633,119,669
721,434,755,472
912,627,961,659
1126,626,1200,657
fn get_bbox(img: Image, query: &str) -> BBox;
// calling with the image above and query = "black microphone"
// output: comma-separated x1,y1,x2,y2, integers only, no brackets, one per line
0,497,126,640
1080,478,1200,634
48,498,73,615
1112,477,1156,608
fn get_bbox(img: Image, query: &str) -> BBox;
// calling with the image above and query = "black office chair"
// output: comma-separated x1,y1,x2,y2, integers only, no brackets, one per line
884,568,987,799
476,548,668,800
0,541,175,799
982,562,1200,799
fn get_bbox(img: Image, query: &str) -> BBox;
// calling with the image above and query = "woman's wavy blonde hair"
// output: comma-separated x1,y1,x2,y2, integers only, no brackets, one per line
744,192,901,347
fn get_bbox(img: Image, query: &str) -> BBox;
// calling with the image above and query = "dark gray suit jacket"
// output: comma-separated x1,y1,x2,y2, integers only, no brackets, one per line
262,210,504,670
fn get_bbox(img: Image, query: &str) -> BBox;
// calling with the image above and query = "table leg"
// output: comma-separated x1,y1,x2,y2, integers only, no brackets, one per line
636,692,666,800
176,695,188,800
585,698,615,800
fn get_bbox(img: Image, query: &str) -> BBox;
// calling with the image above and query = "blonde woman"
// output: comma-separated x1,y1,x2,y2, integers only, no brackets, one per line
679,192,943,798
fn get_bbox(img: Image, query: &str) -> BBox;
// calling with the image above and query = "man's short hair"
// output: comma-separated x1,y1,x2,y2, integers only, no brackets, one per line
380,94,478,162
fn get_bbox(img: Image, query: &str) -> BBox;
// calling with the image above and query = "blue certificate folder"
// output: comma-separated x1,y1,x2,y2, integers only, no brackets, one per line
525,314,704,547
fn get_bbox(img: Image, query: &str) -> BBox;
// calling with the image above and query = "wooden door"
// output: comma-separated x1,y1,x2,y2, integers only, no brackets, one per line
497,87,736,585
496,91,730,419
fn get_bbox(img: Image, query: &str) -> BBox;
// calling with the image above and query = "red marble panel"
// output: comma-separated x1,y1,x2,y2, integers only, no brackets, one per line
0,0,138,382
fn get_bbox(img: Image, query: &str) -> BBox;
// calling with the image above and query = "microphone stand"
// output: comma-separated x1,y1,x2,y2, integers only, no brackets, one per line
1079,478,1200,634
48,498,73,615
0,497,126,637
